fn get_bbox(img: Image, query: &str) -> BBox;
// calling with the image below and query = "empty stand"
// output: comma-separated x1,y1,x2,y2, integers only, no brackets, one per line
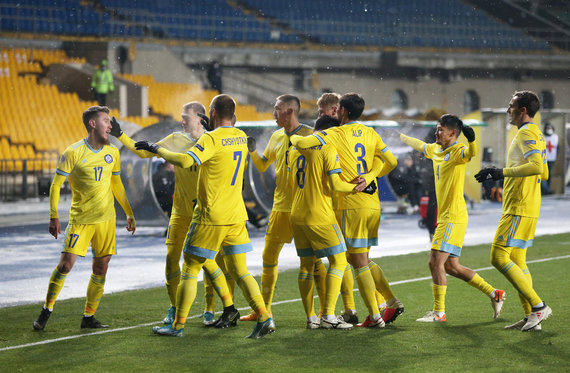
0,0,551,50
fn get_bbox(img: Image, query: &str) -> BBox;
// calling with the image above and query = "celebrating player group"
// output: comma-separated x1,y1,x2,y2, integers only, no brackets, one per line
33,90,552,338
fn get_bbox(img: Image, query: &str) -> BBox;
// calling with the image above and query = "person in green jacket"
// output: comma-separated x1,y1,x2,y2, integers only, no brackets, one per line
91,60,114,106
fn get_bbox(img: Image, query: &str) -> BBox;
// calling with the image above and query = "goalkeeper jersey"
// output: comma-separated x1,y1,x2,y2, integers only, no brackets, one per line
288,143,342,225
503,122,547,218
187,126,248,225
56,139,121,224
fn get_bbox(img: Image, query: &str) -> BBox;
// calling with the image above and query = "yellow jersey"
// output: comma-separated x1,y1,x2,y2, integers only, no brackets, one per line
423,141,475,224
120,131,200,217
313,122,392,210
187,126,248,225
288,143,342,225
256,124,313,212
56,139,121,224
156,132,200,217
502,122,547,218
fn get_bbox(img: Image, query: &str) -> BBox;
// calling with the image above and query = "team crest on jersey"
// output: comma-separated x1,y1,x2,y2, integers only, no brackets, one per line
444,153,450,161
59,154,66,164
104,154,113,164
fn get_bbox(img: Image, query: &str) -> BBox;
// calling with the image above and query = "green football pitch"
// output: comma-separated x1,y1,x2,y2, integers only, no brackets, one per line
1,233,568,372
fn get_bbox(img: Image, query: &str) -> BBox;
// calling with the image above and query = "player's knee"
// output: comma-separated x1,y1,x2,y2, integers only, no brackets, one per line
57,262,73,274
443,261,454,273
427,258,438,272
490,245,507,269
262,252,279,265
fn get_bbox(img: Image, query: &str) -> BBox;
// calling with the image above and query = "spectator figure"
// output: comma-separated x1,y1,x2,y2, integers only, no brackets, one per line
388,152,422,214
207,60,222,93
419,130,437,240
91,60,114,106
542,122,558,195
152,160,175,216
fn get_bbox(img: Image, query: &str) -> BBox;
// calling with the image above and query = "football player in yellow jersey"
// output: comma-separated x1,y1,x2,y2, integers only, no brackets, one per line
291,93,401,328
33,106,136,331
395,114,506,323
289,115,370,329
475,91,552,331
317,92,387,324
137,94,274,338
109,102,234,328
240,94,320,321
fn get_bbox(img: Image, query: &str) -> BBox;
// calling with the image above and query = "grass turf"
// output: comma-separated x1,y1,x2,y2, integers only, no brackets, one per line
1,233,569,372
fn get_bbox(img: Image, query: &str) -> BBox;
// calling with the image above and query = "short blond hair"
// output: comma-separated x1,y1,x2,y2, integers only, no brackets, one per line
317,93,341,108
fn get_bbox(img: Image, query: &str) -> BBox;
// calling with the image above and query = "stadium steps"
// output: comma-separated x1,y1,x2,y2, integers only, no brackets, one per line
119,73,273,121
0,47,157,171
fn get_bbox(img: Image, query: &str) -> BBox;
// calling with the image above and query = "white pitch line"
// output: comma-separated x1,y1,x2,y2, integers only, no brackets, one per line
2,254,569,353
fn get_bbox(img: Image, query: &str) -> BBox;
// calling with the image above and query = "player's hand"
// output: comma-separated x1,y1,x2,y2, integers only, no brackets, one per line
362,180,378,195
381,129,401,140
247,136,256,152
49,218,61,239
474,167,504,182
126,216,136,235
350,176,367,192
462,125,475,142
197,113,212,131
110,116,123,137
135,140,160,153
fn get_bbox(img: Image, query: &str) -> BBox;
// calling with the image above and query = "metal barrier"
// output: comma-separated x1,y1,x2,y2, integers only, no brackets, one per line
0,157,60,201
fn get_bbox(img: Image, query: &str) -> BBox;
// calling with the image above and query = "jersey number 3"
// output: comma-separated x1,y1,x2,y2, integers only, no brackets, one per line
355,143,368,175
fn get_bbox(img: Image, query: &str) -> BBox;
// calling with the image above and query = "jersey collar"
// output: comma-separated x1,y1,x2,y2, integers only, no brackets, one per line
84,138,103,153
285,124,303,136
439,141,457,152
185,132,198,142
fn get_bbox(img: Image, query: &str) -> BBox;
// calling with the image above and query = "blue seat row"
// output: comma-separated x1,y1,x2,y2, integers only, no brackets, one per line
0,0,552,50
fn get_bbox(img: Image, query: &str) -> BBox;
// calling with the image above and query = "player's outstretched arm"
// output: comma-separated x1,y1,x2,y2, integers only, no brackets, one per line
134,141,196,169
157,147,196,169
117,131,159,159
290,134,321,149
399,133,426,153
111,174,136,235
248,138,273,172
48,173,66,239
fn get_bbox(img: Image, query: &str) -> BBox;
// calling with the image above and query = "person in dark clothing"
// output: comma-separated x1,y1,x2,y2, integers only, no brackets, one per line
207,60,222,93
152,161,175,216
